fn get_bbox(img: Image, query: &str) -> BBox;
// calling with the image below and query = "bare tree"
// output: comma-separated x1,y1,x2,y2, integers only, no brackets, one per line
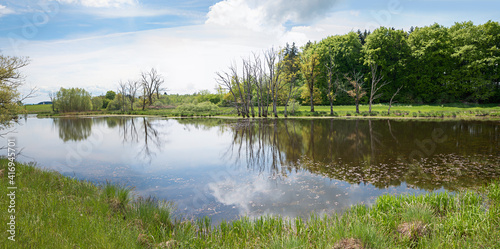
265,48,285,118
118,81,127,112
216,67,242,116
300,51,320,112
229,62,249,117
368,63,389,113
242,57,255,117
282,44,300,118
48,91,56,112
325,51,342,115
127,80,140,111
387,85,403,115
140,68,164,108
345,70,366,114
252,52,270,118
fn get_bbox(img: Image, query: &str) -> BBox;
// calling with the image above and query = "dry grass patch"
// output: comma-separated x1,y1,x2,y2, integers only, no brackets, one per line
332,238,364,249
396,221,428,241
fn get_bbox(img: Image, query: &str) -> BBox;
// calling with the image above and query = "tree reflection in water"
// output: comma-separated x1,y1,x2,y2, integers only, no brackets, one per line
53,117,93,142
54,117,163,163
180,118,500,192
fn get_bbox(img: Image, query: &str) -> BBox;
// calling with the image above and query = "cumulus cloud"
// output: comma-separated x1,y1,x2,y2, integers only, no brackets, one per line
206,0,339,33
56,0,136,8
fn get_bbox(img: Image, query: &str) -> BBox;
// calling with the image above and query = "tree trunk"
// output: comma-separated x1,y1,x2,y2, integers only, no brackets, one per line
310,87,314,112
355,95,360,114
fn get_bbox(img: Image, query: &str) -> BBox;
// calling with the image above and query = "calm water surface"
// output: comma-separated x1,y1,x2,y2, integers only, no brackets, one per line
2,116,499,222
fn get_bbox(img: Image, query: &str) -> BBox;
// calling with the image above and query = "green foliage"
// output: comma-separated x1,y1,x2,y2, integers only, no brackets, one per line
91,96,103,111
54,87,92,112
363,27,410,101
0,55,29,125
105,90,116,100
106,93,129,111
175,101,220,116
195,90,222,105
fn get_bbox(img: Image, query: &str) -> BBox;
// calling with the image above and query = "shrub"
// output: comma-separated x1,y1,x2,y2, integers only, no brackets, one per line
175,101,220,115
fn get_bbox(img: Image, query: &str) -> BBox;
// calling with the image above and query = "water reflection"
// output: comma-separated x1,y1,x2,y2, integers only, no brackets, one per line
44,117,500,221
53,117,164,163
53,118,93,142
179,118,500,192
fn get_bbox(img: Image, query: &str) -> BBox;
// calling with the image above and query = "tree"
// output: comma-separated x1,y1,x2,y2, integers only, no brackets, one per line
316,32,364,106
141,68,164,109
118,81,128,112
242,57,256,117
324,48,342,115
106,93,128,111
105,90,116,100
251,53,269,117
0,55,34,127
449,21,500,103
216,66,243,116
103,90,116,109
127,80,140,111
345,70,366,114
54,87,92,112
408,24,453,103
265,47,285,117
363,27,409,102
48,91,56,112
387,85,403,114
91,96,103,111
300,47,320,112
368,63,389,113
281,43,301,117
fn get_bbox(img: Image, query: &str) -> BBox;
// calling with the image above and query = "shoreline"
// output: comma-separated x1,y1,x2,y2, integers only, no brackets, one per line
34,112,500,121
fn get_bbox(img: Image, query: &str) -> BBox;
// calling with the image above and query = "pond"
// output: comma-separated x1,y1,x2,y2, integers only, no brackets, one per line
2,116,499,222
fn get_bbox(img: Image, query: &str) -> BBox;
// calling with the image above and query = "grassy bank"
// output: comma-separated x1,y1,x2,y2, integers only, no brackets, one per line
1,159,499,248
26,103,500,120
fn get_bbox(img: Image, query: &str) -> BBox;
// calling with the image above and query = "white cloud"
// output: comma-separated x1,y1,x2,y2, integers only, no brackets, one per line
206,0,339,33
56,0,136,8
0,4,15,16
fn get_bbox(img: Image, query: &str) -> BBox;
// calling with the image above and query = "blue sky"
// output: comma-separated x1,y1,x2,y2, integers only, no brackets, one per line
0,0,498,103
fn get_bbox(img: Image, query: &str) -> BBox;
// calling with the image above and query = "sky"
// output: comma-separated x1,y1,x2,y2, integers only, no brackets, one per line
0,0,498,104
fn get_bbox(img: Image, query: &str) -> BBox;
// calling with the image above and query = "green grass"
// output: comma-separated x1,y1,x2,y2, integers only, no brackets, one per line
1,159,500,248
28,103,500,120
23,104,53,114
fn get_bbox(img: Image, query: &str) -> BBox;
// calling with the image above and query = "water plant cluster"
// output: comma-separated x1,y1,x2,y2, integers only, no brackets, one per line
1,159,499,248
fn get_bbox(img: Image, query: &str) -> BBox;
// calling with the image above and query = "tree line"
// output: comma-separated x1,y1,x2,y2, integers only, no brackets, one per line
216,21,500,116
51,68,166,112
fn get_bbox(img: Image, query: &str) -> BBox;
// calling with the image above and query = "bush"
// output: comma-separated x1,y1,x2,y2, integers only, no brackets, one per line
175,101,220,115
370,111,379,116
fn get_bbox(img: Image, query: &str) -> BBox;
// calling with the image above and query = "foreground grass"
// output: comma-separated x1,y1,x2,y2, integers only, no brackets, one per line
1,159,500,248
27,103,500,120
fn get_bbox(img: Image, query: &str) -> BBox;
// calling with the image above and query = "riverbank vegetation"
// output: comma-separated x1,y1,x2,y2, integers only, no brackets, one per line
1,159,499,248
26,102,500,120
